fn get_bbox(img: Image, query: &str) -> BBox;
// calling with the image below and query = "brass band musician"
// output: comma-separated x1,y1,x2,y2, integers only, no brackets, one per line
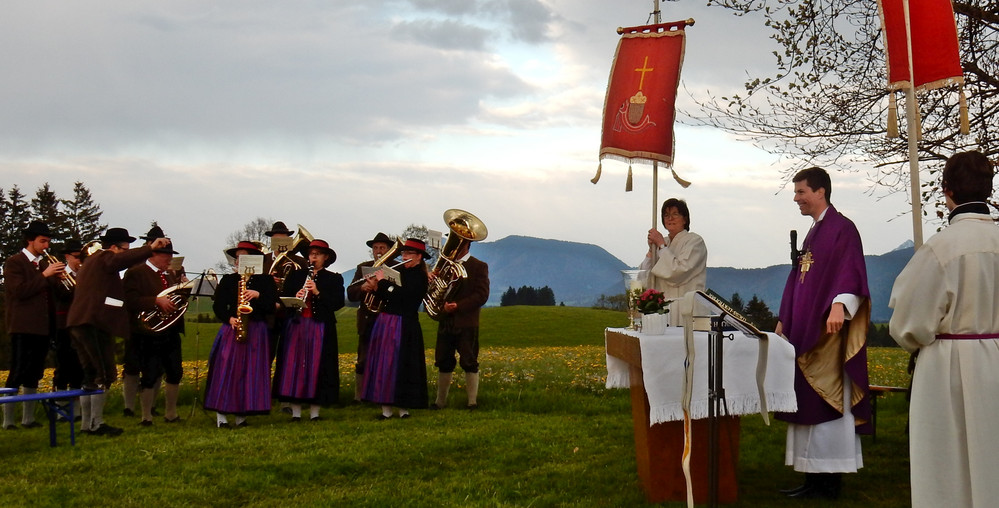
345,232,394,402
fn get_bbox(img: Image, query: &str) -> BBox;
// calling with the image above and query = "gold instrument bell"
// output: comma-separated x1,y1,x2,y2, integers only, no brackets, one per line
268,224,313,291
424,209,488,320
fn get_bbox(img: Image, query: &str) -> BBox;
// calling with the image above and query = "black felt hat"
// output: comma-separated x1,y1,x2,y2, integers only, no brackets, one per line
100,228,136,245
265,221,293,237
140,225,165,241
365,232,394,248
23,220,54,238
60,239,83,255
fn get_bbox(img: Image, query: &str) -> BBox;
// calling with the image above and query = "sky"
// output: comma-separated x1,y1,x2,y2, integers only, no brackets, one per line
0,0,931,276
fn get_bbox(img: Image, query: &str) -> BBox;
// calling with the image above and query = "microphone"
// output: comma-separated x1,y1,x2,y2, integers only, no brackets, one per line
790,230,799,264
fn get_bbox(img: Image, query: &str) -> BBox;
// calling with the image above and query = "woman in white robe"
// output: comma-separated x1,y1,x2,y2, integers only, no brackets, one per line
639,198,707,318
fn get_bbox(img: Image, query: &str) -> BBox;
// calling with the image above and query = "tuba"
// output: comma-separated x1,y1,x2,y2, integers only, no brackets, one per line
424,209,487,320
268,225,313,292
361,238,403,314
138,278,196,333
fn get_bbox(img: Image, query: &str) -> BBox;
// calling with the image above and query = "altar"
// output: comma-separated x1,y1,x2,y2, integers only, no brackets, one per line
605,326,797,503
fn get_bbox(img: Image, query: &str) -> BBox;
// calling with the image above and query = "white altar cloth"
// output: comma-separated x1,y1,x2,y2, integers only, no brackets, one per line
605,327,797,425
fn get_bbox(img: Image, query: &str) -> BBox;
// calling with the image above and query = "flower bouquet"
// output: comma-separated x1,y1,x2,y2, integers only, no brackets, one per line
636,289,671,334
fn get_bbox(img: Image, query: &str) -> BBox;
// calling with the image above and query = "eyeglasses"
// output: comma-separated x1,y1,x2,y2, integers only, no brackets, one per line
663,213,685,219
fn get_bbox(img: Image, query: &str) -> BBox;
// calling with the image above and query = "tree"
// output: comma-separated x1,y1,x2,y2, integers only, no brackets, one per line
743,295,778,332
31,183,69,246
729,293,745,314
61,181,106,243
1,186,31,261
695,0,999,221
538,286,556,306
216,217,275,272
500,286,517,306
400,223,440,268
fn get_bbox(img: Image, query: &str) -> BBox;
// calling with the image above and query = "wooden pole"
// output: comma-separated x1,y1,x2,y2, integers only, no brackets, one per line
902,0,924,249
652,0,661,230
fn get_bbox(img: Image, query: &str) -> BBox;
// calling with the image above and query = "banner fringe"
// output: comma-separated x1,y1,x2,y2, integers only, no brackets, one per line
671,168,691,188
625,165,633,192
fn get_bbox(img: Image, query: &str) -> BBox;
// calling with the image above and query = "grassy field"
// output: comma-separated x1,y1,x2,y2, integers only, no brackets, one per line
1,306,913,507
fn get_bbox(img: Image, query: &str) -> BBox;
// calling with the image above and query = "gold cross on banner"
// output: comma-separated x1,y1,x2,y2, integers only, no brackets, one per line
634,56,654,90
799,251,813,283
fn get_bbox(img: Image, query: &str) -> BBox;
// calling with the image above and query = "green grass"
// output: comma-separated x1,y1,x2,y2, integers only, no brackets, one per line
1,306,913,507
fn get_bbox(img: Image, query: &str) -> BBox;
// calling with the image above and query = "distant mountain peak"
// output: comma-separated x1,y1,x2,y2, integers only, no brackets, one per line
891,240,915,252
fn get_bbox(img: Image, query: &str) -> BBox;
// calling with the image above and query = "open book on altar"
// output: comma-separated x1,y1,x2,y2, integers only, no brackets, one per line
693,289,767,340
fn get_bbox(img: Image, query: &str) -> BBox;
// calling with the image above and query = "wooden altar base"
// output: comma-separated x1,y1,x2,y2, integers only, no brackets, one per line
607,330,740,504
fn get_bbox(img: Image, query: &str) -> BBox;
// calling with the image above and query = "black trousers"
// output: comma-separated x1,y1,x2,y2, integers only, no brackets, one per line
53,328,84,390
136,331,183,388
4,333,50,389
434,325,479,374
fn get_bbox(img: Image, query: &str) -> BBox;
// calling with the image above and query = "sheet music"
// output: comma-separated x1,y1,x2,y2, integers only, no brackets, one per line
168,256,184,271
362,265,401,286
238,254,265,276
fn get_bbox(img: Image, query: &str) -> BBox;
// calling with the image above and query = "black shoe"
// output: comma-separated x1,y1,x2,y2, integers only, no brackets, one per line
139,420,153,427
291,416,301,423
466,404,478,411
376,414,390,421
90,423,124,437
216,422,231,429
310,416,322,422
781,473,816,496
234,420,248,428
21,421,43,429
164,416,182,424
786,473,841,500
399,413,411,419
3,424,18,431
122,408,136,417
430,403,444,410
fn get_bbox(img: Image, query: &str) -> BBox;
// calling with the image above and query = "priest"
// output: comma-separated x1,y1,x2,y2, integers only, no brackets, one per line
775,167,872,500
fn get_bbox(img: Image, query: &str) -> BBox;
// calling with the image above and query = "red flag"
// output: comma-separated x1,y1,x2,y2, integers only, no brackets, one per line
599,22,687,167
878,0,963,90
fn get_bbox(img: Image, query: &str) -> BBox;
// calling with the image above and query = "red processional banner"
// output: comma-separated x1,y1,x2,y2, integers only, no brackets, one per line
877,0,963,90
599,21,688,167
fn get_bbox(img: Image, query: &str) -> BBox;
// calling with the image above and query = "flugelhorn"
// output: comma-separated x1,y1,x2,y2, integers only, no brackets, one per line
424,209,487,320
40,249,73,291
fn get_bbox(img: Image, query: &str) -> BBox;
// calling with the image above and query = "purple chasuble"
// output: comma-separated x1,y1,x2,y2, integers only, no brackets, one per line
776,205,872,431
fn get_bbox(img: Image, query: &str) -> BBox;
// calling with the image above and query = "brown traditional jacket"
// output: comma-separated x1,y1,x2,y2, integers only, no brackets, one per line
4,251,56,336
67,246,154,338
439,256,489,329
123,261,184,336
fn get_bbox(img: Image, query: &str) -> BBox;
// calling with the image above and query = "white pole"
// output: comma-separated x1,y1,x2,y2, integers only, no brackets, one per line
652,0,661,230
902,0,924,249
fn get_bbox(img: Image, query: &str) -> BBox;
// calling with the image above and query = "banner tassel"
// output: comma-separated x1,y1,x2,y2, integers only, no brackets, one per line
959,86,970,135
887,93,900,139
591,162,602,184
625,165,633,192
671,168,692,188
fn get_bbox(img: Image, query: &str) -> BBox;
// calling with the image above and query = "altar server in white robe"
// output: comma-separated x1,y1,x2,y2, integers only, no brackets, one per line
889,150,999,508
639,198,708,319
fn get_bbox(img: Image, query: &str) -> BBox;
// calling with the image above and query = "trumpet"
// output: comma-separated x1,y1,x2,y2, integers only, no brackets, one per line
40,249,73,291
347,238,403,314
235,267,254,342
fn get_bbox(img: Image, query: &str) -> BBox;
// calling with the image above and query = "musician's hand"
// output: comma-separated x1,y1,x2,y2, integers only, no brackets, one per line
42,262,65,278
150,237,170,250
826,303,846,335
374,270,385,281
155,296,177,313
443,302,458,313
304,279,317,294
361,278,377,292
647,229,666,249
243,289,260,300
296,289,309,300
229,317,240,327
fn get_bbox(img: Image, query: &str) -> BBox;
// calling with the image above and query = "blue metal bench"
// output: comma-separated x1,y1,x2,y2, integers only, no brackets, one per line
0,389,101,446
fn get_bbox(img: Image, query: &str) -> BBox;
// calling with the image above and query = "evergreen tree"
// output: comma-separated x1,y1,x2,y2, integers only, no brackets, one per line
61,181,106,243
31,182,68,245
744,295,778,332
516,285,537,306
729,293,745,314
500,286,517,307
1,186,31,260
538,286,556,306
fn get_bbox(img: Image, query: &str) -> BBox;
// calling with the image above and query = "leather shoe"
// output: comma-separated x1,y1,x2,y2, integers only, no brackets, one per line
90,423,124,437
291,416,302,423
164,416,182,424
429,403,444,410
122,408,136,417
466,404,478,411
21,421,43,429
139,420,153,427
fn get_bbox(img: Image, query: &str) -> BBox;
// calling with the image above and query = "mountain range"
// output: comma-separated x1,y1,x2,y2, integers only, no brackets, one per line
342,235,913,322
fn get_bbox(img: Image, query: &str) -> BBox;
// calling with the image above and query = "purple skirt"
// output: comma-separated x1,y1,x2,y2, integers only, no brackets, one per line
359,313,402,404
274,317,324,400
203,322,272,415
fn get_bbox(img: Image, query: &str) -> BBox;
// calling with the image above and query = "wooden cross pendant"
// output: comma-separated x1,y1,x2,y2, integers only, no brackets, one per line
799,251,813,283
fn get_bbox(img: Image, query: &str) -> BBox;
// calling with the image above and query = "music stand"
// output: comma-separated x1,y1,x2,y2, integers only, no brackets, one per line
693,290,767,508
187,270,218,419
